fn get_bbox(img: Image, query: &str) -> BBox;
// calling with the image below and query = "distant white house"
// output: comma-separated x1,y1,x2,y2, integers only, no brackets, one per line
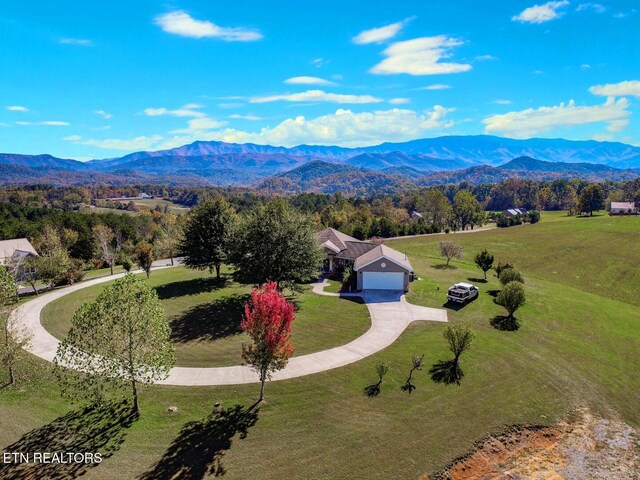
105,193,154,201
0,238,39,266
410,211,423,221
610,202,637,215
503,208,527,218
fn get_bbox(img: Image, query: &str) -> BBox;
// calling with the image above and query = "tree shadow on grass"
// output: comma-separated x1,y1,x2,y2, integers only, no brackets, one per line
487,289,500,298
169,294,250,343
155,277,228,300
491,315,520,331
467,277,488,284
363,381,382,397
433,264,457,270
138,404,259,480
429,360,463,386
0,400,137,480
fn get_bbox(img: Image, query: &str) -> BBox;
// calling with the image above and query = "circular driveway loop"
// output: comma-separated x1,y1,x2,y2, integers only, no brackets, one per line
13,270,447,386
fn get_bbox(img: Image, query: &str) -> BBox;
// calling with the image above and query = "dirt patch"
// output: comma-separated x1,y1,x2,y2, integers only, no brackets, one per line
424,407,640,480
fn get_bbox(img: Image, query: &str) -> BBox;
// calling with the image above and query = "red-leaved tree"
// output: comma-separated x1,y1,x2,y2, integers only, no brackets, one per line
241,281,295,402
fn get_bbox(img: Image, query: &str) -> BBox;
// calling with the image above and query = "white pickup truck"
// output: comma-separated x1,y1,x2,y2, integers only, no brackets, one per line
446,283,479,304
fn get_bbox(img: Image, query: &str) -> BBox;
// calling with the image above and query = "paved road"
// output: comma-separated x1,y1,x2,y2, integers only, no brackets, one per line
390,224,497,241
13,272,447,386
17,258,182,296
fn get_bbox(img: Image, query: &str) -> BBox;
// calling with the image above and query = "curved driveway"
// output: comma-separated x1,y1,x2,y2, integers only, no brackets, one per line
13,272,447,386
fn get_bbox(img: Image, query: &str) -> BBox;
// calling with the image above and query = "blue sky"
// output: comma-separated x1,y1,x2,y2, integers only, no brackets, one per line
1,0,638,159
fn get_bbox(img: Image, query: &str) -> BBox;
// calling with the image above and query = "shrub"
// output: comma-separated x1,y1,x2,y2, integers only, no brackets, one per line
494,261,514,278
499,267,525,286
526,210,541,224
496,281,526,320
121,257,133,272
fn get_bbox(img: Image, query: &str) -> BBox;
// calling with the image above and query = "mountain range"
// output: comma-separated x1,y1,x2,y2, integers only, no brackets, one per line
1,135,639,192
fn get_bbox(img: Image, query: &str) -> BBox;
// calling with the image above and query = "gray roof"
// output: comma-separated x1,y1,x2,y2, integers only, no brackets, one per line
336,241,378,260
316,228,360,251
353,244,413,272
0,238,38,263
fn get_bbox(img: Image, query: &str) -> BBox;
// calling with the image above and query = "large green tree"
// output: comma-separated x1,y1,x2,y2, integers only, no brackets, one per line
579,184,606,216
230,199,323,289
179,196,237,279
453,190,486,231
54,274,175,414
416,189,452,230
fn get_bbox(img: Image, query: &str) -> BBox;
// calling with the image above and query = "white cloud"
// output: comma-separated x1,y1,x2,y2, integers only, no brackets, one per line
228,114,262,121
143,104,206,117
250,90,383,104
581,64,591,70
389,98,410,105
512,1,569,24
158,106,455,149
169,117,227,134
218,102,245,109
284,76,336,86
483,97,631,138
94,109,112,119
589,80,640,98
60,38,93,46
613,9,637,18
370,36,471,76
475,54,497,61
64,134,164,151
576,3,606,13
419,84,452,90
154,11,262,41
15,121,69,126
311,58,328,68
592,133,614,141
352,18,413,45
493,99,512,105
7,105,28,112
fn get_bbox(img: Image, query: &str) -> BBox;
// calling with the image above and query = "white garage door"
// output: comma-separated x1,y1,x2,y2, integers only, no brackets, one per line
362,271,404,290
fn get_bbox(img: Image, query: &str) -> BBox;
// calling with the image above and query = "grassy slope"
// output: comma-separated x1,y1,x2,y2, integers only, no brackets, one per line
1,211,639,479
41,267,370,367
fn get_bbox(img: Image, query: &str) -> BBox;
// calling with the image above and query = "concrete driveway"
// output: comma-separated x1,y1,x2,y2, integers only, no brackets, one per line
13,274,447,386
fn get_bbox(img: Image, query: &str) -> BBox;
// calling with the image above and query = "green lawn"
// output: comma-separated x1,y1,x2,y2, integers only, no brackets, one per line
2,211,639,479
41,267,370,367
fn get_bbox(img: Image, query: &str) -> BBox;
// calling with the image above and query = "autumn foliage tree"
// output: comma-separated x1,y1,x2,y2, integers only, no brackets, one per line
440,241,463,267
241,282,295,402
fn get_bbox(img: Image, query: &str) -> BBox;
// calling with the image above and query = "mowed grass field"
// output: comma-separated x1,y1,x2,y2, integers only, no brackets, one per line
81,198,190,216
1,211,638,479
41,267,370,367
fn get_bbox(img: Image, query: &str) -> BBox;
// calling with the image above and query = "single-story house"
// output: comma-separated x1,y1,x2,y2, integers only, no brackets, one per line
610,202,637,215
0,238,38,266
317,228,414,291
410,211,423,221
503,208,527,217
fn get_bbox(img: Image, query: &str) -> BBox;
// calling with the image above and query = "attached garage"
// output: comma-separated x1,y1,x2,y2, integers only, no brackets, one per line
353,244,414,292
361,271,405,290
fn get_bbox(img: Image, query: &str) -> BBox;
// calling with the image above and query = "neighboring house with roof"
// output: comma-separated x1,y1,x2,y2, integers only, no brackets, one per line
317,228,414,291
410,211,423,221
503,208,527,218
610,202,637,215
0,238,38,266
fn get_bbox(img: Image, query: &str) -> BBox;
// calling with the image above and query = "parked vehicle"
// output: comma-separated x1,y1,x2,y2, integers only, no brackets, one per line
447,283,479,304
